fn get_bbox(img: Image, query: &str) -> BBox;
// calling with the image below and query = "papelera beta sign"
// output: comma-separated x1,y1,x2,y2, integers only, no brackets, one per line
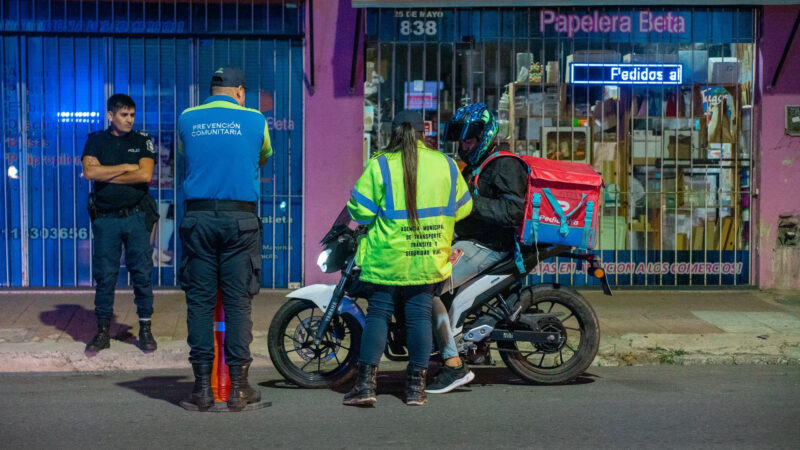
540,9,686,38
571,63,683,85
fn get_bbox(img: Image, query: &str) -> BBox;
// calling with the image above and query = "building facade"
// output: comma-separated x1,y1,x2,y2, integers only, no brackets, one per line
1,0,799,289
308,0,800,289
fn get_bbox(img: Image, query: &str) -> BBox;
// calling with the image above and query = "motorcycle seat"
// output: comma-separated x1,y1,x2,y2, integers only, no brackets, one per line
486,244,571,277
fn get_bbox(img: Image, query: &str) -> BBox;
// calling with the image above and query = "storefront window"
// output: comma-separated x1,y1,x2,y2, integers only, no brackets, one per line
364,7,755,286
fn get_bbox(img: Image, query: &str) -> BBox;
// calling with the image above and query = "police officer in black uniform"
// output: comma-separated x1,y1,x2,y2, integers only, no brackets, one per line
177,67,272,411
81,93,158,353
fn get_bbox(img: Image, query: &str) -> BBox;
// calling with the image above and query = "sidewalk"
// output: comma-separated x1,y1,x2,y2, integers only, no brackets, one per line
1,288,799,373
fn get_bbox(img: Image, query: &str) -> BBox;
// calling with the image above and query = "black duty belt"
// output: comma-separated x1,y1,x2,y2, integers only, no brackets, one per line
96,205,143,218
186,199,257,213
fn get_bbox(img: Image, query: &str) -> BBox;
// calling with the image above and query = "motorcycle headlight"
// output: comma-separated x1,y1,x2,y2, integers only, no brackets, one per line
317,249,332,272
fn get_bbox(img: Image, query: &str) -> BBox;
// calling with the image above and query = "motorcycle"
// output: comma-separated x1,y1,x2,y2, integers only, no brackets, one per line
267,207,612,388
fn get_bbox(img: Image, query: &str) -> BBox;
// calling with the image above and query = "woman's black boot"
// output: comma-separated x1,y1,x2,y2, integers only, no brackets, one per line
343,363,378,406
405,367,428,406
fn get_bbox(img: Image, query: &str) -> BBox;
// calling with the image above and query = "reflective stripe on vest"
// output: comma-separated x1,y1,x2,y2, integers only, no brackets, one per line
376,154,459,220
350,187,378,224
351,187,379,214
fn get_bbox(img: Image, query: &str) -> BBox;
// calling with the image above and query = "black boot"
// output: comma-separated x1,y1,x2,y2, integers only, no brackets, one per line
405,367,428,406
85,320,111,352
138,320,158,352
343,363,378,406
227,364,261,411
188,364,214,410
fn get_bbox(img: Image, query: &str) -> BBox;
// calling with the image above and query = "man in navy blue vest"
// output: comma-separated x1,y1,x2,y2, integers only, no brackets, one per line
81,94,158,354
177,67,272,411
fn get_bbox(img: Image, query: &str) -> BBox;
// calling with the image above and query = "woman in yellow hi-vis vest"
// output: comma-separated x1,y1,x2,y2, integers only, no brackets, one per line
343,111,472,407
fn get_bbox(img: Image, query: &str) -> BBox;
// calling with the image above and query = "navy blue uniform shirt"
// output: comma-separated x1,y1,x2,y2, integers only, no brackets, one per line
81,128,155,211
177,95,272,202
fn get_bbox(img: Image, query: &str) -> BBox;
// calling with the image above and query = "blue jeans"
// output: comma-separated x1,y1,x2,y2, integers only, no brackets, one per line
359,283,439,370
435,240,508,360
91,211,154,321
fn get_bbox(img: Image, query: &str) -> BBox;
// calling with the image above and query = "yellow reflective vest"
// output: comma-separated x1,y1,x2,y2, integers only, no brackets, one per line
347,141,473,285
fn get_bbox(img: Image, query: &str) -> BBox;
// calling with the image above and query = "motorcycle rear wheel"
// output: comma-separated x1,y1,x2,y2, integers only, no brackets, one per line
498,284,599,385
267,298,361,388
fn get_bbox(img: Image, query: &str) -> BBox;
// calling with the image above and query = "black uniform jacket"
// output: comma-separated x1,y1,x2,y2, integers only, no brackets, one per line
454,155,528,252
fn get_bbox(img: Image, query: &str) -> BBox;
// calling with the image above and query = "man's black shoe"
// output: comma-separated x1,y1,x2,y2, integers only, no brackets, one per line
85,320,111,352
425,364,475,394
188,364,214,410
138,320,157,352
227,364,261,411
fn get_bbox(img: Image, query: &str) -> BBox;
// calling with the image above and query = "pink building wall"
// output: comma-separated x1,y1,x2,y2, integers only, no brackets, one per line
303,0,365,284
756,5,800,289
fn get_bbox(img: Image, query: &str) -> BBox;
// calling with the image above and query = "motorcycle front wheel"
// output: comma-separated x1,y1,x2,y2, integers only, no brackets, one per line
498,284,599,385
267,298,362,388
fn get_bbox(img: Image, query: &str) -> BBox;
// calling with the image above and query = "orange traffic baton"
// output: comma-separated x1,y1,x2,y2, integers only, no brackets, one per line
211,290,230,402
181,289,269,412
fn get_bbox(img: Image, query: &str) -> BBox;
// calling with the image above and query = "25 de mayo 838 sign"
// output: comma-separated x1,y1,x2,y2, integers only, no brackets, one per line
394,9,442,37
571,63,683,85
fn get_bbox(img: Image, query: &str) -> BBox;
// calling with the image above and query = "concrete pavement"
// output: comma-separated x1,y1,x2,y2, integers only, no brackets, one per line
0,288,799,372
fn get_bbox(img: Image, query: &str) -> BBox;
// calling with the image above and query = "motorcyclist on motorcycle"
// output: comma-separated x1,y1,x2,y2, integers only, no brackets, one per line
342,110,472,407
268,105,603,390
426,102,529,394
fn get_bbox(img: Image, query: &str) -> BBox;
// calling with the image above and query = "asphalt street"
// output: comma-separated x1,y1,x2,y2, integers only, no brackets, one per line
1,365,799,449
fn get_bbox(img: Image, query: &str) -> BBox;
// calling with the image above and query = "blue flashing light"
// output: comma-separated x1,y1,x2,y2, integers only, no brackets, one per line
57,111,101,124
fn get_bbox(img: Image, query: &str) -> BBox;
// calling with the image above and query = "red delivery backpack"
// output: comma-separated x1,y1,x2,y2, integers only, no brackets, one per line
474,151,604,251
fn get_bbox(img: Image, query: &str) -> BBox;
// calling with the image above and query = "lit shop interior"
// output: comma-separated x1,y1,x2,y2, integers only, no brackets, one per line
363,7,755,286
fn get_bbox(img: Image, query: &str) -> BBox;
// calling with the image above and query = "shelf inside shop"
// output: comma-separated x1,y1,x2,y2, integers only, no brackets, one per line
655,158,750,168
512,82,562,87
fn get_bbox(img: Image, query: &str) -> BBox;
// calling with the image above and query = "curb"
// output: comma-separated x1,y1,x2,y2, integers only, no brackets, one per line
0,340,275,373
596,333,800,366
2,333,799,374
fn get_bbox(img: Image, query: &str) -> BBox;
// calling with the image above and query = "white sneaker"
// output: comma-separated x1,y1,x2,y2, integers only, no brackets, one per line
425,365,475,394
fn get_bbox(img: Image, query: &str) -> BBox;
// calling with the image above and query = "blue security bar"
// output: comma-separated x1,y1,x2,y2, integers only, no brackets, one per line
570,63,683,85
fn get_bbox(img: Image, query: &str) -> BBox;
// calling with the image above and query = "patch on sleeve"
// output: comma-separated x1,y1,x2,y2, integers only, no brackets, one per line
145,138,155,154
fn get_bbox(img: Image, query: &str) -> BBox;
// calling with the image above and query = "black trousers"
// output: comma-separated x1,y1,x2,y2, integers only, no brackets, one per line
91,210,154,321
179,210,262,366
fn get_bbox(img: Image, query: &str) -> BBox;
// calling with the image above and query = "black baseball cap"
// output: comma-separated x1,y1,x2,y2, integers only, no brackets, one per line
392,110,424,132
210,66,247,88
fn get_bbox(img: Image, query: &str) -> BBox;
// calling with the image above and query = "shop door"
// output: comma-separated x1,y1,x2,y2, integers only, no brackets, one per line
365,7,754,287
0,36,303,288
